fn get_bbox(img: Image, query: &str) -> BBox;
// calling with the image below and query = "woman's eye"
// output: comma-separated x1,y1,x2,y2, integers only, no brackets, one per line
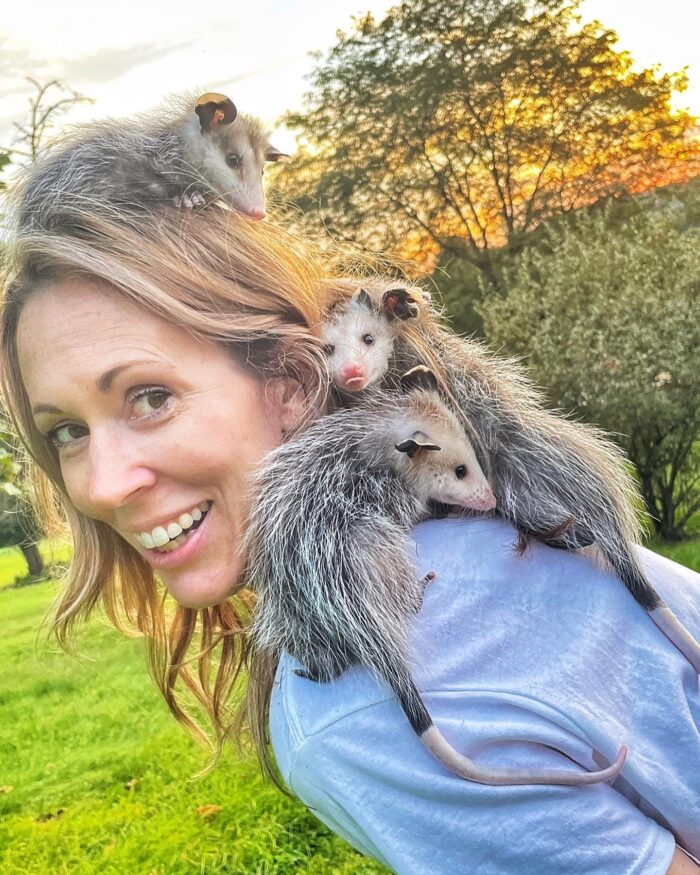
49,423,88,450
130,387,173,418
362,334,374,346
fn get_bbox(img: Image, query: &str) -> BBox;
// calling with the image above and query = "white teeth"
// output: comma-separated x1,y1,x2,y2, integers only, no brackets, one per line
167,522,183,539
152,527,170,547
136,501,211,550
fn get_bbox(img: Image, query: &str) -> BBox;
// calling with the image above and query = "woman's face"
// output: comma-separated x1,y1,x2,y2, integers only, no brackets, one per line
17,279,294,608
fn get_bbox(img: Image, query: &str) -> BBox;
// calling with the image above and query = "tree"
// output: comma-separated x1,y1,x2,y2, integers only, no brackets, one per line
0,152,10,191
5,77,92,163
480,191,700,539
273,0,699,283
0,439,45,578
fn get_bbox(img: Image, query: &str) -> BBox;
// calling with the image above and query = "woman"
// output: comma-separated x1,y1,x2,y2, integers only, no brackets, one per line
2,187,698,873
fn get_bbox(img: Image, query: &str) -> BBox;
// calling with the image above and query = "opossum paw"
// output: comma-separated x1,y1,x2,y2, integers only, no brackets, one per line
176,192,207,209
421,571,438,589
515,529,532,555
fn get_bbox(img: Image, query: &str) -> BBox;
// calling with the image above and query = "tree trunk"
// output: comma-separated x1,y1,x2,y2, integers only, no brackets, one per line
19,541,44,577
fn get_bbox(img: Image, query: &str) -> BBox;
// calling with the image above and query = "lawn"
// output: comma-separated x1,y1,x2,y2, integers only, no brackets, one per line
0,538,697,873
0,571,388,874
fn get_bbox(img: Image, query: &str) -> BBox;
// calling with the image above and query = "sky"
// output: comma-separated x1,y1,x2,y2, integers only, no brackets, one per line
1,0,698,158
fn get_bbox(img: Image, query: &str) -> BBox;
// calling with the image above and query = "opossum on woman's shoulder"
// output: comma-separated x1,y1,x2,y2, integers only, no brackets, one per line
320,283,700,674
246,366,627,786
16,92,288,230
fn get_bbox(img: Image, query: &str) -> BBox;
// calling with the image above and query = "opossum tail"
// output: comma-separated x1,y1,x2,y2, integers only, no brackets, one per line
605,539,700,674
382,661,627,787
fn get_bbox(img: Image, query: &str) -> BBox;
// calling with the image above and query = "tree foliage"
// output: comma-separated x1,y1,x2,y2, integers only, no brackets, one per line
0,431,45,578
481,191,700,539
274,0,699,280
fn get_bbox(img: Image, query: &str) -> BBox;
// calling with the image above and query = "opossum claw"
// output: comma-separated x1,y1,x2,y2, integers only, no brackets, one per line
421,571,438,590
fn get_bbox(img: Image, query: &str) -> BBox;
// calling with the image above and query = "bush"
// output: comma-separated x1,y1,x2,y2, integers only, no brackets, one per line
480,191,700,538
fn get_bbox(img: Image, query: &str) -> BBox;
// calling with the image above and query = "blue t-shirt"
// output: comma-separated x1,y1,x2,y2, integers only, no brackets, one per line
270,518,700,874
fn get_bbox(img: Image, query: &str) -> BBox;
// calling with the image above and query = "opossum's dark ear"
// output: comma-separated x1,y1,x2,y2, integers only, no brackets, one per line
400,366,439,394
352,289,374,311
395,433,442,458
265,145,291,163
195,93,237,134
382,287,420,321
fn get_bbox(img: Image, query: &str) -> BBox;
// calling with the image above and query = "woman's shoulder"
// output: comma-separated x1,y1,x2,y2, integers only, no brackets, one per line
272,516,699,756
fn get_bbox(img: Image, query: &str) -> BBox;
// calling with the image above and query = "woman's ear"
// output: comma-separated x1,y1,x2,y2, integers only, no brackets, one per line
268,377,308,434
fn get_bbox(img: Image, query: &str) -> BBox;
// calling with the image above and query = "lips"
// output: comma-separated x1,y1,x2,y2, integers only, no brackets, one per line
342,376,366,391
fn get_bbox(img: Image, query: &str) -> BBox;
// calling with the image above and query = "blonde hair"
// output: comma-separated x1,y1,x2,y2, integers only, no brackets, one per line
0,200,339,779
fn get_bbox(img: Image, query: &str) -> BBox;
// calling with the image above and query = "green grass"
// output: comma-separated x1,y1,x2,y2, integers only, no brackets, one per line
0,537,697,873
0,576,388,874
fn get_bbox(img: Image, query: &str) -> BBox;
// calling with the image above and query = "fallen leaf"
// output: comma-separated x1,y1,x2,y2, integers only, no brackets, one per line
124,778,139,791
0,786,12,794
195,804,222,818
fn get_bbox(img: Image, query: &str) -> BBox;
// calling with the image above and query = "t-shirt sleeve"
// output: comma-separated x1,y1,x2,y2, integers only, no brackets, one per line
271,660,676,875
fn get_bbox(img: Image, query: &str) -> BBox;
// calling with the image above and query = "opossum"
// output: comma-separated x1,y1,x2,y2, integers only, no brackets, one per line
16,92,288,229
246,367,627,786
321,284,700,674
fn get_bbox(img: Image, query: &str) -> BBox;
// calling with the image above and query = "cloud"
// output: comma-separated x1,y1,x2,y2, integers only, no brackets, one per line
62,40,195,84
0,39,50,80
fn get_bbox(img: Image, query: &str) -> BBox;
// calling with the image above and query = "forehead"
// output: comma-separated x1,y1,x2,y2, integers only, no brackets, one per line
16,279,207,394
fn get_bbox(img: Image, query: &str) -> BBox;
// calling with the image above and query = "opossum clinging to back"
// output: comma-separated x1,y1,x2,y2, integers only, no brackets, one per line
246,367,627,786
321,284,700,674
16,92,288,229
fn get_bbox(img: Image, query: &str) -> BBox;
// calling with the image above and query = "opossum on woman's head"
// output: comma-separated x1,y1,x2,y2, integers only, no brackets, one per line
15,92,289,231
321,280,700,675
246,367,626,786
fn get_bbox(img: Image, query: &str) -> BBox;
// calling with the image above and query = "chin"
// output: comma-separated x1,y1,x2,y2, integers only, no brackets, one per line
161,563,242,609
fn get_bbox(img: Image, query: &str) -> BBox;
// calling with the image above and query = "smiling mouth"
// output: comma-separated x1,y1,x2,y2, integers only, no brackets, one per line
137,501,212,553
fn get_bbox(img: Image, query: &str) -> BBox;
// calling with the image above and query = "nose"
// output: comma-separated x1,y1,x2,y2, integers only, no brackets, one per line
246,207,266,220
339,363,367,391
85,428,156,511
474,487,497,511
340,363,365,380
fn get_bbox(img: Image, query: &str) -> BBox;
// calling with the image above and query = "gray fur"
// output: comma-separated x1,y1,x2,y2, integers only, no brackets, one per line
15,93,283,230
246,386,626,786
323,283,700,673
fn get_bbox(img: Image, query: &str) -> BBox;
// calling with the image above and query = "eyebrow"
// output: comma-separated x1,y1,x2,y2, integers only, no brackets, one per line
32,361,158,416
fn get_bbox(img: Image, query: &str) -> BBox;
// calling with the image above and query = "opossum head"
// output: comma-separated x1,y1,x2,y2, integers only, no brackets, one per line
391,368,496,512
322,287,424,392
189,93,289,219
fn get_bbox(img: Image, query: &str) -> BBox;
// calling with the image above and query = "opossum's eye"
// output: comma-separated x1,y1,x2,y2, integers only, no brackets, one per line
362,333,375,346
323,343,335,356
225,153,242,169
455,465,467,479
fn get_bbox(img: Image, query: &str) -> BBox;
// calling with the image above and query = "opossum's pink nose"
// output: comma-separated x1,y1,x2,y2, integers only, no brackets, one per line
339,364,367,391
474,490,497,511
247,208,266,220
